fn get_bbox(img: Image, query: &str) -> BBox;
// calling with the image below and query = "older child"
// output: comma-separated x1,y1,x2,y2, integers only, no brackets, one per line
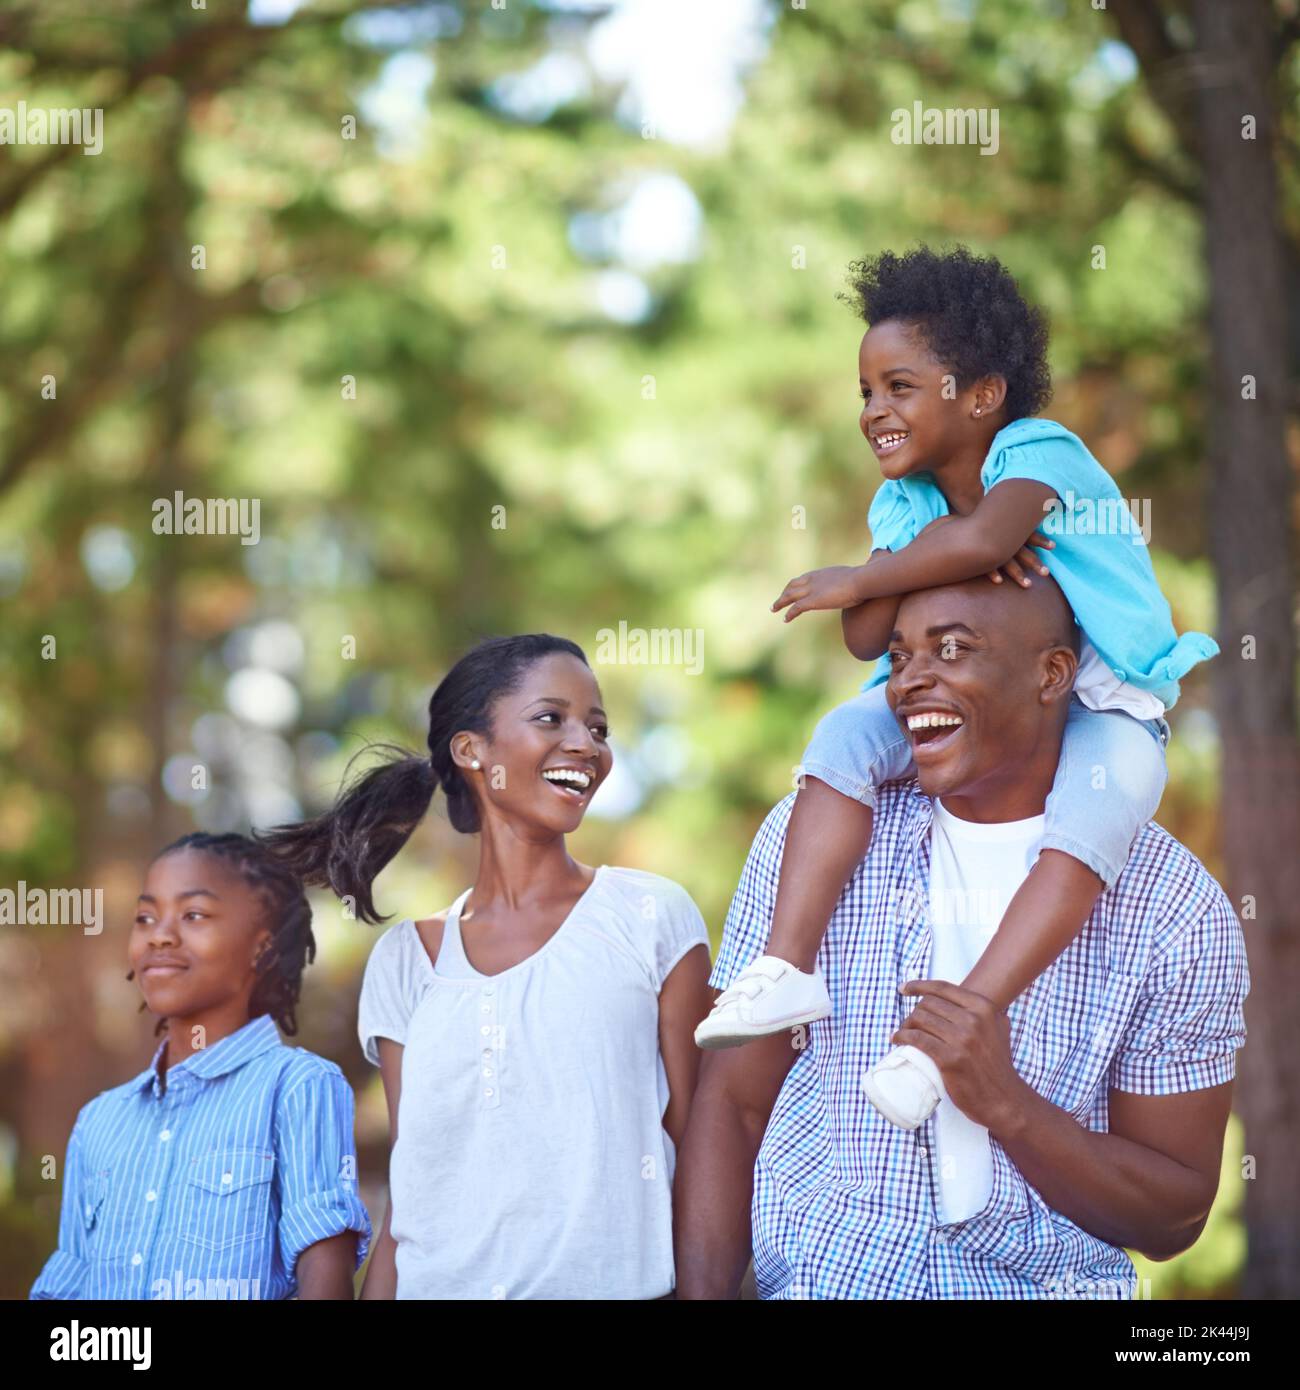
30,833,371,1299
694,246,1217,1133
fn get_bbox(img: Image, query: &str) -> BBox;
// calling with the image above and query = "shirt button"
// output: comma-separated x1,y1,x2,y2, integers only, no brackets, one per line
480,1025,491,1035
481,1004,492,1014
482,1067,493,1078
132,1252,143,1266
482,985,495,997
85,1203,93,1216
159,1129,171,1141
145,1190,157,1202
481,1049,492,1061
484,1087,494,1098
221,1172,233,1185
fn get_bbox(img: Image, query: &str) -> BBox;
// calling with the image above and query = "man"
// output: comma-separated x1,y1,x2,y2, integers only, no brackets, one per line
674,574,1249,1299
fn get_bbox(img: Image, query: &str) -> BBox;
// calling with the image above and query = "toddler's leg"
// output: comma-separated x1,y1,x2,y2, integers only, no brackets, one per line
767,786,873,973
964,703,1168,1002
694,684,914,1049
864,701,1168,1127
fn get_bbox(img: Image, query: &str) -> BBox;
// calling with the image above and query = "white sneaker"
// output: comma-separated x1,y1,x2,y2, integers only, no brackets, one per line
694,954,831,1049
861,1044,945,1129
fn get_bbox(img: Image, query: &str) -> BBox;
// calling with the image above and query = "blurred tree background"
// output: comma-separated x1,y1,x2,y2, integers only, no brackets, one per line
1,0,1296,1298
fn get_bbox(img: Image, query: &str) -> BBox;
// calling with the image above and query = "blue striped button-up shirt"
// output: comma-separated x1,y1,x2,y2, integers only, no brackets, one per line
30,1013,371,1300
711,783,1249,1300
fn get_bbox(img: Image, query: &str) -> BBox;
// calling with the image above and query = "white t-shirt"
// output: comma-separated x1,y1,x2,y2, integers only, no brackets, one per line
357,864,709,1299
927,798,1045,1225
1073,636,1164,719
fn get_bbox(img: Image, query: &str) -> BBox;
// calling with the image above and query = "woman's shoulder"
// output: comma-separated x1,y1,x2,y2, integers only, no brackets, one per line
596,864,698,909
364,913,417,960
360,913,434,991
593,867,710,985
595,866,708,938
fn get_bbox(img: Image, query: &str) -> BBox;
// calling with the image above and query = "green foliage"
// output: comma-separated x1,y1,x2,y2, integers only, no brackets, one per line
0,0,1251,1297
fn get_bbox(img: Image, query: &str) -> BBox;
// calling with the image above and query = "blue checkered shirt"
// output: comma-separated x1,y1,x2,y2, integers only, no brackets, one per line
710,783,1249,1300
30,1014,371,1300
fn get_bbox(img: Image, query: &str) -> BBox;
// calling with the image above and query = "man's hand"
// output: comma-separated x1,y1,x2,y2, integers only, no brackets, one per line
893,979,1030,1130
771,565,868,621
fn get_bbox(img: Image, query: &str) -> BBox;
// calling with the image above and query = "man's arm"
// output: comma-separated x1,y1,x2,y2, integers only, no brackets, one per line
673,1020,799,1299
675,794,802,1298
989,1080,1232,1260
899,872,1248,1263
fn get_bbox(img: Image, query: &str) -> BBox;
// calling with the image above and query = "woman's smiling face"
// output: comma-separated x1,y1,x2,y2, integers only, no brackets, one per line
858,318,972,480
458,652,613,837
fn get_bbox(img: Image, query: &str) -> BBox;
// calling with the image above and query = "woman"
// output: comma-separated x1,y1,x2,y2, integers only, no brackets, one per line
260,634,713,1299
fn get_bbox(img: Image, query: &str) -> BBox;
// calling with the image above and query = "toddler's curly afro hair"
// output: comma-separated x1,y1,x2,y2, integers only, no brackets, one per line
844,245,1052,422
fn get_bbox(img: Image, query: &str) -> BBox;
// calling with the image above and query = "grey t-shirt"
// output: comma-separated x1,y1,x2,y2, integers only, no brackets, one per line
358,864,710,1299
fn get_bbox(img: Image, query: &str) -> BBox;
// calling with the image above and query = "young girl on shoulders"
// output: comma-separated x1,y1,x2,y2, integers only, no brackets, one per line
695,246,1216,1132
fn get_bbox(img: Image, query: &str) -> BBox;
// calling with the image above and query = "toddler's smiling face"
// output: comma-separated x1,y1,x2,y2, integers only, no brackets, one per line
857,318,975,481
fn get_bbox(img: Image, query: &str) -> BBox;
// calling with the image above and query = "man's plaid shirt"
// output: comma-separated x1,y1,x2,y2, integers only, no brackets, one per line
710,782,1250,1299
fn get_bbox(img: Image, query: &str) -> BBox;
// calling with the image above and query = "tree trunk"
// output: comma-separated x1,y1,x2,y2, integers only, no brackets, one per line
1190,0,1300,1299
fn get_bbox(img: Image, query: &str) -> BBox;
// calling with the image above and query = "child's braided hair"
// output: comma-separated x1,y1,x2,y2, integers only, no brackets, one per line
128,831,317,1037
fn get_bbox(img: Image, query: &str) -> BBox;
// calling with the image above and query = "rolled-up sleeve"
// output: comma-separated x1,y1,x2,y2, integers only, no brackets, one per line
1108,894,1250,1095
357,924,417,1066
30,1113,88,1299
649,884,711,992
274,1066,372,1281
709,794,794,993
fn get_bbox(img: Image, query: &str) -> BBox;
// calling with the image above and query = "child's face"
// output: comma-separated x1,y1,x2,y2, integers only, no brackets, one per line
461,652,612,837
857,319,974,480
130,849,271,1026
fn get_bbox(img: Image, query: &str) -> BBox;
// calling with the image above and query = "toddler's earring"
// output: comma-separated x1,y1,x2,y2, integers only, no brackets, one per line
471,759,481,770
974,407,981,416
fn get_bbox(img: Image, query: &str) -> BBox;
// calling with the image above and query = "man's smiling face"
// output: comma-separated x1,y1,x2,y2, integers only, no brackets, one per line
885,577,1078,809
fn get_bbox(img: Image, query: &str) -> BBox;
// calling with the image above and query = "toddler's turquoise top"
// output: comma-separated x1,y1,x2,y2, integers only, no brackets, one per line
860,416,1218,710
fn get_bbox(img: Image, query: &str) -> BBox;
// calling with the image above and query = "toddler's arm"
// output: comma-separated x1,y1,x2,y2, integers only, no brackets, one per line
774,479,1058,623
841,549,902,661
851,478,1056,604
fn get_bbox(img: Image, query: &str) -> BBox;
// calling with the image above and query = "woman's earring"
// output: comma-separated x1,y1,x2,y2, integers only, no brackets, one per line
471,759,481,770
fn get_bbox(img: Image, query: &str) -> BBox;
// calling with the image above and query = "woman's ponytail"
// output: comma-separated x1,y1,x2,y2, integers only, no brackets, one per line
257,743,436,924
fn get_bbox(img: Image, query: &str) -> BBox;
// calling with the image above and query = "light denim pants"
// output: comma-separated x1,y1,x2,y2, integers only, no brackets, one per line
796,683,1170,889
